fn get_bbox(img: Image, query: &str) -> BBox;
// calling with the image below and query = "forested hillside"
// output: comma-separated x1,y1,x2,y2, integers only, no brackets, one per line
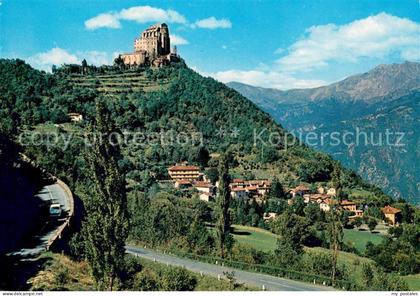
0,59,387,202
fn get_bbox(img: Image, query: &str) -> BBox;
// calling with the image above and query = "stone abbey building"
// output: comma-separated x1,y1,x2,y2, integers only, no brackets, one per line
120,23,179,67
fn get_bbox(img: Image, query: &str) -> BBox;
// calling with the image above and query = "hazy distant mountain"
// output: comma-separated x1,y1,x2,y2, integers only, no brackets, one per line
228,61,420,204
230,61,420,103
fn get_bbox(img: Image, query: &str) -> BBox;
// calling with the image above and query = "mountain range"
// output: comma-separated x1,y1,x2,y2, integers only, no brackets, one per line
228,61,420,204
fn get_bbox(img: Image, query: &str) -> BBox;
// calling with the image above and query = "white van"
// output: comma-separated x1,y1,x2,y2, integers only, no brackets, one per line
49,203,62,218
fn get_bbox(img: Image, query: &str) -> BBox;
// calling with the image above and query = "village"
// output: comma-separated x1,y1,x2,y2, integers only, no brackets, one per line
167,162,402,225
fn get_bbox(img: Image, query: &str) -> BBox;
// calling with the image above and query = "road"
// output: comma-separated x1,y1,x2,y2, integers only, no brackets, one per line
9,183,71,257
126,246,335,291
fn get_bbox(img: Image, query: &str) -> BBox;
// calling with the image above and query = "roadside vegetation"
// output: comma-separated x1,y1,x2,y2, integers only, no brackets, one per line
28,253,255,291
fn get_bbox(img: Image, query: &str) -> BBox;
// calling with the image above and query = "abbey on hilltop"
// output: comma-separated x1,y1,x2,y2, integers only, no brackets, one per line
118,23,180,68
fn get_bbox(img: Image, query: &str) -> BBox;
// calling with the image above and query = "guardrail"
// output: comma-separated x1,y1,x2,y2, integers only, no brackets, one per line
45,178,74,251
18,153,75,251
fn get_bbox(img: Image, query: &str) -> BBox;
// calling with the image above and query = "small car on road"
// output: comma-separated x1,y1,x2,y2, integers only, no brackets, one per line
49,203,62,218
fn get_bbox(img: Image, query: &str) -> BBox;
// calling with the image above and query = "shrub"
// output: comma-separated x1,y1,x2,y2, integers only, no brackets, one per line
160,266,197,291
372,270,408,291
230,244,266,265
302,251,348,281
55,266,69,287
133,268,160,291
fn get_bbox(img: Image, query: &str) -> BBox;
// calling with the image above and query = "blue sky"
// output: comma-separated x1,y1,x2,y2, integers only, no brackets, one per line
1,0,419,89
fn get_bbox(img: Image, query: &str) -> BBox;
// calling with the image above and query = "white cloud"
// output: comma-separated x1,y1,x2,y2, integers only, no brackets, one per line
84,13,121,30
200,13,419,90
194,17,232,29
274,48,285,54
27,48,116,72
77,50,114,65
84,6,186,30
277,13,420,72
199,69,326,90
119,6,186,24
170,34,189,45
84,7,232,31
28,48,79,71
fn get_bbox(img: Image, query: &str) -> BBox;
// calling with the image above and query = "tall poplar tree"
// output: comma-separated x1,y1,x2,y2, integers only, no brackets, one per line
327,207,343,286
331,162,342,201
83,99,129,290
215,153,233,258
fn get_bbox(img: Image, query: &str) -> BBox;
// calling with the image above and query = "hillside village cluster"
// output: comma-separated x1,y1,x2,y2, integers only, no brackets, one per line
167,162,402,225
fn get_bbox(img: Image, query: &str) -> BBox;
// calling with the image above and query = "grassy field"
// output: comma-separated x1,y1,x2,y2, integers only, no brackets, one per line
343,229,384,252
232,225,379,285
232,225,384,254
305,247,374,285
347,188,377,200
232,225,277,252
402,274,420,291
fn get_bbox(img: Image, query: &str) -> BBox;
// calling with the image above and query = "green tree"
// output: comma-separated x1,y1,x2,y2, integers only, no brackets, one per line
352,216,363,229
361,263,374,289
81,59,88,75
401,203,414,223
331,162,342,200
196,146,210,167
372,270,409,291
258,146,279,163
113,55,125,70
187,216,214,255
269,177,285,199
273,210,308,267
275,237,302,268
303,251,347,280
304,202,322,225
327,208,343,286
215,153,233,258
205,167,219,184
368,219,377,232
133,268,160,291
82,100,129,290
161,267,197,291
292,195,306,216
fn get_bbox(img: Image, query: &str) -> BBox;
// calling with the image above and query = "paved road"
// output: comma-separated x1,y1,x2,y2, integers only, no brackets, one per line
9,183,70,257
126,246,335,291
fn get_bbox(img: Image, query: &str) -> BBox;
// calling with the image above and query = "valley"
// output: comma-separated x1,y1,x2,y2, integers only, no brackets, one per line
228,62,420,204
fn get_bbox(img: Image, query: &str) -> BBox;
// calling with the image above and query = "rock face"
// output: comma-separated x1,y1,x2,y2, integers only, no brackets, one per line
120,23,179,67
228,62,420,204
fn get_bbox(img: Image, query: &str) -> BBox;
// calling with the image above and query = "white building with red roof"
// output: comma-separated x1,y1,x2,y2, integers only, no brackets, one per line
168,163,201,181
